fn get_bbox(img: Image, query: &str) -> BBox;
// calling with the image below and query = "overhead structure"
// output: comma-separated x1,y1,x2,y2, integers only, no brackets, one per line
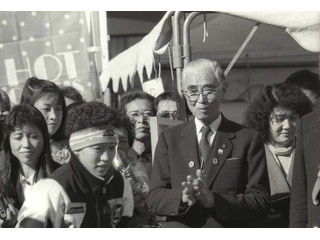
100,11,320,114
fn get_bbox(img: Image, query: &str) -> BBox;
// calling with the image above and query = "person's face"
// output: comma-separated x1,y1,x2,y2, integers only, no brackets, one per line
126,99,153,141
183,68,226,125
10,124,44,169
76,142,117,178
34,95,63,136
268,107,300,148
157,100,178,119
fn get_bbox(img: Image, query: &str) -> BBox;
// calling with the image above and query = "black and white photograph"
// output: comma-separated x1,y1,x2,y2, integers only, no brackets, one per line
1,1,320,237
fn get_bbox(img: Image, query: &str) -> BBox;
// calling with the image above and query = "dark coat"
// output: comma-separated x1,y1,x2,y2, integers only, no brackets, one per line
147,116,270,227
290,109,320,228
50,154,128,228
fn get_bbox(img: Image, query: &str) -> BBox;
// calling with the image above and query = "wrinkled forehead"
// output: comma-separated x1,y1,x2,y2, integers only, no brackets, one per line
183,65,223,86
125,98,153,113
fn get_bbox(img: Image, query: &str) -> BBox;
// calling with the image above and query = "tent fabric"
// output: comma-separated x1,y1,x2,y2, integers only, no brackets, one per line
224,11,320,53
99,11,173,93
101,11,320,93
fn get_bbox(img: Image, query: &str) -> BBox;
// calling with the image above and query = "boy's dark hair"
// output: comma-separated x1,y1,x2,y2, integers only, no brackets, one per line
155,91,178,111
67,101,129,135
284,69,320,95
60,86,84,103
119,89,155,114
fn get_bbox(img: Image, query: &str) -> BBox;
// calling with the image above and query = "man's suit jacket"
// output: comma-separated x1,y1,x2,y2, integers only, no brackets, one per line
147,116,270,227
290,109,320,228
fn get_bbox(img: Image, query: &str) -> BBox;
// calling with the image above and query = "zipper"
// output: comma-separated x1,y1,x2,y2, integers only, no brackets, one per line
96,194,101,227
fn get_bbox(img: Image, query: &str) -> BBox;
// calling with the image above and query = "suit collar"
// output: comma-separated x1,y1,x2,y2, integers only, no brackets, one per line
179,119,201,175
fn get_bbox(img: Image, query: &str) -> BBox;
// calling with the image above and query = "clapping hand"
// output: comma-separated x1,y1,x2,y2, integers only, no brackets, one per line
181,175,197,207
192,169,215,208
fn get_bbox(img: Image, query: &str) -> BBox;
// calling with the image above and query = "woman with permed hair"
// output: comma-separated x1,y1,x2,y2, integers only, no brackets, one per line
244,82,313,227
0,104,60,227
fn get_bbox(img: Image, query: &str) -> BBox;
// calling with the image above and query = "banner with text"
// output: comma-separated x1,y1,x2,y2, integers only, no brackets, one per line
0,11,101,104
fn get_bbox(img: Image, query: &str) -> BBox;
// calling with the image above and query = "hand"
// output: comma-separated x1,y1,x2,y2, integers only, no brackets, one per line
192,169,215,208
1,204,18,228
181,175,197,207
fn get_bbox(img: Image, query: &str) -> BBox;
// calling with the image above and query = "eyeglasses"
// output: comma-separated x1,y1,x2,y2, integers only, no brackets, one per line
157,111,179,120
183,86,221,103
128,111,153,122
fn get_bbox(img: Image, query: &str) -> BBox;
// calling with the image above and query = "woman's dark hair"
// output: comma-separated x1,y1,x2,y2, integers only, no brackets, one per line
155,91,178,111
119,89,155,114
0,104,58,205
20,77,67,142
244,83,313,143
60,86,84,103
285,69,320,95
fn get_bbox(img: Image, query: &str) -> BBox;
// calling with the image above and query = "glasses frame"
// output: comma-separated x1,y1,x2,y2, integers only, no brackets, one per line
182,85,222,103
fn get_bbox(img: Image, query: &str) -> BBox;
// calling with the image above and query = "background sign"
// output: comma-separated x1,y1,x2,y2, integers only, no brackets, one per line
0,11,101,104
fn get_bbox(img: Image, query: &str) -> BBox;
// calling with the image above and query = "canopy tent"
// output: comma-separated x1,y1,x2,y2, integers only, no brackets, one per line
101,11,320,94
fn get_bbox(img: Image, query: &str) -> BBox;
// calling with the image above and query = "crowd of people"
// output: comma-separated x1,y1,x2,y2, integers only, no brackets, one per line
0,58,320,228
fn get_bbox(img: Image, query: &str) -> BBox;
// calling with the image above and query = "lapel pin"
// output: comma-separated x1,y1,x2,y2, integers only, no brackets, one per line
189,161,195,168
218,149,224,155
222,144,227,149
212,158,219,165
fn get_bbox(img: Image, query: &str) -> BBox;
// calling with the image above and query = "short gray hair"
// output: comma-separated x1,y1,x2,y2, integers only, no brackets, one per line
182,58,225,88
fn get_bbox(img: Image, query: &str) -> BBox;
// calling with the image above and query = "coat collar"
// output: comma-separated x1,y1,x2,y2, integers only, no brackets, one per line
70,154,114,196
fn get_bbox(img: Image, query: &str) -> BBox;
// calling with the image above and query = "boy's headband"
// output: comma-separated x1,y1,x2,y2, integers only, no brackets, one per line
69,125,118,152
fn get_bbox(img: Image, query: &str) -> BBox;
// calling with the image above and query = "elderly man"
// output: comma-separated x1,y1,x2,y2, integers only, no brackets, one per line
147,58,270,228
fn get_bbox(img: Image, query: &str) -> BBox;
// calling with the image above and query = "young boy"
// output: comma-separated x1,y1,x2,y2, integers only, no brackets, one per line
16,102,133,228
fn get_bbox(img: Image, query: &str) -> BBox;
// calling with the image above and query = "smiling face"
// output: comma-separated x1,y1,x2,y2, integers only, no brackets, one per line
75,142,117,178
268,107,300,148
10,124,44,170
125,99,153,141
183,68,226,125
34,94,63,136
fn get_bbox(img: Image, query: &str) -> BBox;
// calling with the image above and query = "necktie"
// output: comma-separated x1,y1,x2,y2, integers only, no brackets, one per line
199,126,211,161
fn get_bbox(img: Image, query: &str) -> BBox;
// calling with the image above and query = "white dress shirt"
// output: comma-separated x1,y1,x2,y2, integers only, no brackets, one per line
195,113,222,146
19,171,36,200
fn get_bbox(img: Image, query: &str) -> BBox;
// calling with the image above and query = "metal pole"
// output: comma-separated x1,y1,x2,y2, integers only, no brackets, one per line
224,22,260,76
172,11,188,120
183,12,201,66
172,11,183,97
